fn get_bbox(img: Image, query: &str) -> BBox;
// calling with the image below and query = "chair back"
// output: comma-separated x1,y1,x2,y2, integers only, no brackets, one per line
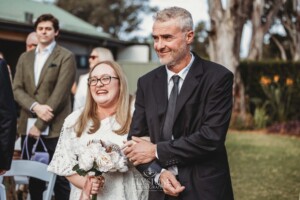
0,160,56,200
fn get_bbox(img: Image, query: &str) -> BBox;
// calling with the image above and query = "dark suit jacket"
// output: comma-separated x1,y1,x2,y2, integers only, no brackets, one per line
129,53,234,200
13,44,76,138
0,59,17,170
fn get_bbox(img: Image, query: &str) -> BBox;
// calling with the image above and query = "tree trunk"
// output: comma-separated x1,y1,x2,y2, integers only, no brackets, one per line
281,0,300,61
271,35,287,60
207,0,253,125
208,20,238,74
295,0,300,60
248,0,286,60
247,0,265,60
291,0,300,61
293,34,300,61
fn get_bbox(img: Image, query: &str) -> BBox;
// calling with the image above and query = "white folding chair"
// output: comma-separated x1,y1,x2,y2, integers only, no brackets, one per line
0,176,5,200
0,160,56,200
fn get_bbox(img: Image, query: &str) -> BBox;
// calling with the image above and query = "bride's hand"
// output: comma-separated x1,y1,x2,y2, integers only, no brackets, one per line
80,175,105,200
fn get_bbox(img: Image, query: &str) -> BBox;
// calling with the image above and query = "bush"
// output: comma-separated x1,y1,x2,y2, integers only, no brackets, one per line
251,98,270,128
239,61,300,125
267,120,300,136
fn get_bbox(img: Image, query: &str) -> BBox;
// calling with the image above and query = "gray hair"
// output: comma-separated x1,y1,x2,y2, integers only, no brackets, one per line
153,7,194,31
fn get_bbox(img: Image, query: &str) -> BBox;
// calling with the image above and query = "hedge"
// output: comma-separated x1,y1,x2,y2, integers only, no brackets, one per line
239,60,300,123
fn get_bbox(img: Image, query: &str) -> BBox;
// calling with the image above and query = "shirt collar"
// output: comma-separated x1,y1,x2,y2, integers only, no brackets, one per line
35,41,56,54
166,52,195,83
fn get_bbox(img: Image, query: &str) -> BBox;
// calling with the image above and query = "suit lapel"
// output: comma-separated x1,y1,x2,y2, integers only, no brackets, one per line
35,45,59,90
152,55,204,138
153,66,168,118
174,55,203,121
27,51,36,89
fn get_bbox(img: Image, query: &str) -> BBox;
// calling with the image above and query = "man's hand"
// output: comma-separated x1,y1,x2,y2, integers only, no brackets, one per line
33,104,54,122
0,169,7,175
28,125,41,139
160,170,185,196
123,136,156,165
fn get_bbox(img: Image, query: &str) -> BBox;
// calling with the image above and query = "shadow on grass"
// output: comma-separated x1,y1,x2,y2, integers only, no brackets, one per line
227,130,300,200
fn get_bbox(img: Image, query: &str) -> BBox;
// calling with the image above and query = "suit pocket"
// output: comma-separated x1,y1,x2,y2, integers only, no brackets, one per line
48,63,57,68
46,65,59,77
42,66,60,87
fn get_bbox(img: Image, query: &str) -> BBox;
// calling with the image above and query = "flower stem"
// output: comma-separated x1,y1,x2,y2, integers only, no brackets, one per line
91,194,97,200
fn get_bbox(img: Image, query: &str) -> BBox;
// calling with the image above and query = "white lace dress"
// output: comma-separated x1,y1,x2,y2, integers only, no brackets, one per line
48,110,148,200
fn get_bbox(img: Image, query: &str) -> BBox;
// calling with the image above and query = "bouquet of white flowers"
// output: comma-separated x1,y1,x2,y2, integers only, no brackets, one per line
72,139,128,200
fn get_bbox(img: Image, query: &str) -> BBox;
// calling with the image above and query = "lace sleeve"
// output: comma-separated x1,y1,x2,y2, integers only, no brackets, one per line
47,114,78,176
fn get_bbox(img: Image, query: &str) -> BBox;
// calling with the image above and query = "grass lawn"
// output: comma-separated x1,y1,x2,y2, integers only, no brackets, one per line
226,130,300,200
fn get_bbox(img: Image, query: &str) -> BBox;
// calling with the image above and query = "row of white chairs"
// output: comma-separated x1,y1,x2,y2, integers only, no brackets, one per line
0,160,56,200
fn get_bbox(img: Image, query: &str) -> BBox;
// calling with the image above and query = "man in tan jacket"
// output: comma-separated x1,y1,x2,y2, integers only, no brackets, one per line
13,13,76,200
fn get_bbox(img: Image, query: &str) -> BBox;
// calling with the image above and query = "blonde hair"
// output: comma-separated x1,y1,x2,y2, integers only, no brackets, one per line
75,60,132,137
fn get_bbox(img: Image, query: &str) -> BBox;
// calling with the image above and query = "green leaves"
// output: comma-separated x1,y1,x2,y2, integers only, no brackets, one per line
56,0,158,40
72,162,103,177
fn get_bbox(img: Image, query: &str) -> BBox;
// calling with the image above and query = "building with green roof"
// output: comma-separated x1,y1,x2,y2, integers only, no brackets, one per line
0,0,156,94
1,0,151,71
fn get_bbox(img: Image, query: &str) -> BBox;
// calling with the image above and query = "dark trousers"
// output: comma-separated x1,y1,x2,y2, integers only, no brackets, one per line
165,195,180,200
21,136,70,200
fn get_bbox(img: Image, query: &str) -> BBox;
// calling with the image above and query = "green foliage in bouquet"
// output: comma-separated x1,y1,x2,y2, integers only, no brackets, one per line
72,162,102,177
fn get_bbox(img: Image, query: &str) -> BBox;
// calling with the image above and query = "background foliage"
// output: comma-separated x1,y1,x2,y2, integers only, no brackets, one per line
56,0,157,40
239,61,300,127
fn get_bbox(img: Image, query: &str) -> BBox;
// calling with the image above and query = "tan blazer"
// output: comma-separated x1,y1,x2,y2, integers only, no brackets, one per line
13,44,76,138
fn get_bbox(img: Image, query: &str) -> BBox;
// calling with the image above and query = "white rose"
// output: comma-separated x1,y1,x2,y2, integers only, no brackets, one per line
78,150,94,171
96,153,114,172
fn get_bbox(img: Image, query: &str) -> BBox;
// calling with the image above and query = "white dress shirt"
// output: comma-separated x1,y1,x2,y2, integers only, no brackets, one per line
30,41,56,111
34,41,56,85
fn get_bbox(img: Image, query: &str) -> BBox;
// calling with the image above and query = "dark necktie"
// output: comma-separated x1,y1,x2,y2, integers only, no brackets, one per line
162,75,180,140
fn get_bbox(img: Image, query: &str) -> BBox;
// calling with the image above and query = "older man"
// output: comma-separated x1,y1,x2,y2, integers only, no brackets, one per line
124,7,234,200
26,32,38,52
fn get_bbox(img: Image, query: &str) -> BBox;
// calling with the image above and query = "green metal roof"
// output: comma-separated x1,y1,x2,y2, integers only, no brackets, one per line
0,0,112,39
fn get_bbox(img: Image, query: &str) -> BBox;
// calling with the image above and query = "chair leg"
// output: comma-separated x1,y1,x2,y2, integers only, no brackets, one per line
0,183,7,200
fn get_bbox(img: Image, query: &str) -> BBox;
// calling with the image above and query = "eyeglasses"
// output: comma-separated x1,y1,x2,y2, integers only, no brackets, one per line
88,76,119,86
89,55,98,60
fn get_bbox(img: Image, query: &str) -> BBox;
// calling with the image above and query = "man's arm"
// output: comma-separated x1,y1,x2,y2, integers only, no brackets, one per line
13,53,53,124
125,77,185,196
13,53,38,110
126,72,233,168
44,52,76,111
35,51,76,131
157,72,233,168
126,78,164,176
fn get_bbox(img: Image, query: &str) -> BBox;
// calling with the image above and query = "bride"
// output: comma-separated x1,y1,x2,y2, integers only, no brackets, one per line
48,61,148,200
